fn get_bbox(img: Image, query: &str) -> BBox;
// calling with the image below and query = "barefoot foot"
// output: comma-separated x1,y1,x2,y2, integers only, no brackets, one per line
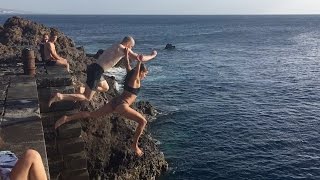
131,144,144,157
79,86,85,94
55,115,67,129
48,93,60,107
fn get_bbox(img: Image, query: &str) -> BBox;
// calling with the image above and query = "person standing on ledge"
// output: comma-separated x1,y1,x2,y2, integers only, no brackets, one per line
55,50,151,157
48,36,157,107
44,31,70,72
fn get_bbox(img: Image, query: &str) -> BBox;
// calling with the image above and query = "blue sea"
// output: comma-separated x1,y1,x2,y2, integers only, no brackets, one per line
2,15,320,180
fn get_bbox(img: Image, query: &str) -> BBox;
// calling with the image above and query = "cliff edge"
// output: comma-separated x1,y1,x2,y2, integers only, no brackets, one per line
0,16,168,179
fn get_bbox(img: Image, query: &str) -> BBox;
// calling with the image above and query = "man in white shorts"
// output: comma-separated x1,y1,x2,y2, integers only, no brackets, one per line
49,36,157,106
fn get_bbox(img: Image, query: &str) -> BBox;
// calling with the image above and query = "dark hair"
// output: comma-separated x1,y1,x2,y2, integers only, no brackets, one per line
50,30,58,37
123,64,147,86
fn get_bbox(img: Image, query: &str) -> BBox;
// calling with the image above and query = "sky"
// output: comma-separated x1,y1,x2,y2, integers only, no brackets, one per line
2,0,320,15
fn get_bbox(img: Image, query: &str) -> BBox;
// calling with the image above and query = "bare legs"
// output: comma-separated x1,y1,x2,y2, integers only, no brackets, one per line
55,58,70,72
54,102,147,156
119,105,147,157
96,81,109,92
10,149,47,180
48,81,109,107
55,102,114,129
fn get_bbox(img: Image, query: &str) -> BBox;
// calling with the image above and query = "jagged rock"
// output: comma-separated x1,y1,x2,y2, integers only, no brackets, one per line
165,43,175,50
94,49,104,59
0,16,94,73
135,101,157,116
0,16,167,179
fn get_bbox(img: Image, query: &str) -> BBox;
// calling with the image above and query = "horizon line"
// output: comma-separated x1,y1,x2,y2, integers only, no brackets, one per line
3,13,320,16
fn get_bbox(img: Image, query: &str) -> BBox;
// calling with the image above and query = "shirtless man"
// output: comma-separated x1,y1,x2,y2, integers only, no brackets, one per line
44,31,70,72
48,36,157,106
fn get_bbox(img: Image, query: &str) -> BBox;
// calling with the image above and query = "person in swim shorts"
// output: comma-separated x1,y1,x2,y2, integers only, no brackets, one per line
48,36,157,107
54,51,151,157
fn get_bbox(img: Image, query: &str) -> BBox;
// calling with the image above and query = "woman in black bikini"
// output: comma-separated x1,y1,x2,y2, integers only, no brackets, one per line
55,50,150,157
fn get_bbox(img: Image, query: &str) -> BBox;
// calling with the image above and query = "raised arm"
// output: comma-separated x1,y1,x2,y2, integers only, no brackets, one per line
124,48,132,73
128,49,157,62
132,61,142,80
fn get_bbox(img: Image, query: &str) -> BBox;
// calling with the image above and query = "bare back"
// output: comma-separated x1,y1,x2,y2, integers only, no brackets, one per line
43,42,57,61
96,44,126,71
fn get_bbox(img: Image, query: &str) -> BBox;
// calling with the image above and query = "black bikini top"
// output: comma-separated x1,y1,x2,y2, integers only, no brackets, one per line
124,84,140,95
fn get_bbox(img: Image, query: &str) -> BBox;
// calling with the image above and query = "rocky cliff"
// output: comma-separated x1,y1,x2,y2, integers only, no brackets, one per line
0,16,167,179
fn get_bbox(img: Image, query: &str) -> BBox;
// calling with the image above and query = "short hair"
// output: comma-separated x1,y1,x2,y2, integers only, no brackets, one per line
121,36,134,45
50,31,58,37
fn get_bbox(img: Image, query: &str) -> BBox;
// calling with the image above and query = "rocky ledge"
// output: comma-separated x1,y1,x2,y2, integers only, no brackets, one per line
0,16,167,179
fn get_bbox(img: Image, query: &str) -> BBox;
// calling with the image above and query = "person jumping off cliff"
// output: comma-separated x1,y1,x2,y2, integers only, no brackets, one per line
55,50,151,157
48,36,157,107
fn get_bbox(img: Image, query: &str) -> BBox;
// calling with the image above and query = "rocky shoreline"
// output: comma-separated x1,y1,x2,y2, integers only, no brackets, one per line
0,16,168,179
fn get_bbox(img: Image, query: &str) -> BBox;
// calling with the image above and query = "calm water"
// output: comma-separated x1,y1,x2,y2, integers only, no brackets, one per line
2,15,320,179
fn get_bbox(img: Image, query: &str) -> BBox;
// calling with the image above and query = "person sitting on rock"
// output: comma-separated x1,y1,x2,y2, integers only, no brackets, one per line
39,34,49,61
55,50,151,157
0,137,47,180
43,31,70,72
48,36,157,106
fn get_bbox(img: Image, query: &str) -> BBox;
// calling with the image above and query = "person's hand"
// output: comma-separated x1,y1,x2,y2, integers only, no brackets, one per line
137,54,143,61
151,50,157,56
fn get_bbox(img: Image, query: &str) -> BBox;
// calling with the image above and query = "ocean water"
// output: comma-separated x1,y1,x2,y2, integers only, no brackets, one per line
2,15,320,179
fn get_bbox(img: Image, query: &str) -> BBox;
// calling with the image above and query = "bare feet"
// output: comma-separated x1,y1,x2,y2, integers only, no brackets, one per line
55,115,67,129
131,144,144,157
79,86,85,94
48,93,60,107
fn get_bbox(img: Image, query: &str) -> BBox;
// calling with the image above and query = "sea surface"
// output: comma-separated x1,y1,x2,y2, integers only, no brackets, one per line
2,15,320,180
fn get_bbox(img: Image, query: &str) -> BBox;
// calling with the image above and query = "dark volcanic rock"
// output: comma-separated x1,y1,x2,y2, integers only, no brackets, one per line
0,16,94,73
0,16,168,179
94,49,104,59
135,101,158,121
164,43,175,50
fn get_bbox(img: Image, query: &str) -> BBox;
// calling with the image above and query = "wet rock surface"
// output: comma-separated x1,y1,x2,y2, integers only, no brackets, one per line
0,16,167,179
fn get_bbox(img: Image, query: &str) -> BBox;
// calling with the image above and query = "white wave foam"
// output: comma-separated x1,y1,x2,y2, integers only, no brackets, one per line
145,75,167,82
148,65,163,73
158,105,180,113
104,67,126,81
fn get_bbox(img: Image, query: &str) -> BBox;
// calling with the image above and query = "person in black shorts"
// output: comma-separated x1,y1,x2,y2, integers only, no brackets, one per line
48,36,157,107
85,63,105,91
55,52,150,157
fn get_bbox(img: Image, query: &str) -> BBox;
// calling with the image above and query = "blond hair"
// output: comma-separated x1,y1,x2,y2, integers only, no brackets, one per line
121,36,135,46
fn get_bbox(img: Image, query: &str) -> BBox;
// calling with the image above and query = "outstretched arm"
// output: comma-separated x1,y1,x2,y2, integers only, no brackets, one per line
128,49,157,62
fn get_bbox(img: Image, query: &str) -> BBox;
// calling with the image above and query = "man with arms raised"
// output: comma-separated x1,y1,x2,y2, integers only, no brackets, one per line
49,36,157,106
